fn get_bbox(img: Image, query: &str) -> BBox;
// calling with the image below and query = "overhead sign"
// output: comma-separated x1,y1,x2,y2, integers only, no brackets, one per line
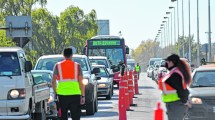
6,16,32,38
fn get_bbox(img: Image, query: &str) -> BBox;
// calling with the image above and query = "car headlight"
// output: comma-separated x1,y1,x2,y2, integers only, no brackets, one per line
48,95,54,103
10,90,19,99
191,97,202,104
8,89,26,100
83,79,89,85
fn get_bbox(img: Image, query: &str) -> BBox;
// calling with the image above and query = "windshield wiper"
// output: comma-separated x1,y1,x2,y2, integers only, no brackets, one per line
191,85,214,88
0,75,13,79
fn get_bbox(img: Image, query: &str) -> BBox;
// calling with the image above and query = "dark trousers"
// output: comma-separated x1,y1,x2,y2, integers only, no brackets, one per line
58,95,81,120
166,100,187,120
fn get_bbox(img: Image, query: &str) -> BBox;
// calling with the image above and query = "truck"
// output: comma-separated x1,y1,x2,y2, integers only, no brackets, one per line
0,47,50,120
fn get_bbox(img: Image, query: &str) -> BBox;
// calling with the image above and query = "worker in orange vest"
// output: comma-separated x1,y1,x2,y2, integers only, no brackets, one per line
52,47,85,120
158,54,192,120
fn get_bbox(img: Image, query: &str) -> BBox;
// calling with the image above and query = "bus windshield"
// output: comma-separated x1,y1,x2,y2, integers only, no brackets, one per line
88,48,124,66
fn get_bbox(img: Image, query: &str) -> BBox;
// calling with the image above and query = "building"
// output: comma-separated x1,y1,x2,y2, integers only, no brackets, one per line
97,20,110,35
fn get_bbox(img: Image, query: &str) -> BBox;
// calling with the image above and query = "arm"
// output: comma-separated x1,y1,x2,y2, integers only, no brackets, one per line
78,65,85,96
52,64,58,94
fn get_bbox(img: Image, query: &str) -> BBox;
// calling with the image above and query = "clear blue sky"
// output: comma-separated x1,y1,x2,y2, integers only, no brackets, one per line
44,0,215,49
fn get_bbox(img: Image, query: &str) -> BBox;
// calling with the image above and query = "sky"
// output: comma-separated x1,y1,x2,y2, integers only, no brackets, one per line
43,0,215,49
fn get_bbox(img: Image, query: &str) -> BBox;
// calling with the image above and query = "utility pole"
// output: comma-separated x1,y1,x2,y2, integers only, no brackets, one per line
188,0,192,64
208,0,212,62
197,0,200,66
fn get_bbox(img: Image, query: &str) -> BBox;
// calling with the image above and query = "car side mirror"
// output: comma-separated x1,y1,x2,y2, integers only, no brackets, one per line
96,76,101,80
91,67,100,74
109,74,114,78
111,65,116,69
25,61,32,72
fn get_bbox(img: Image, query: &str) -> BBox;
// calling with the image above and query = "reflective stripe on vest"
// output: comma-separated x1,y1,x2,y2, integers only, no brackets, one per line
158,67,186,103
56,60,81,95
135,66,140,72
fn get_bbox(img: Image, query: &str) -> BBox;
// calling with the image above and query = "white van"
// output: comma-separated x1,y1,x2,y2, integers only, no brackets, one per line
0,47,50,120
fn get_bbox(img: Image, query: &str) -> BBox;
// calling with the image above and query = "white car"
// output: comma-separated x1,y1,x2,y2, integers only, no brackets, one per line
92,65,114,100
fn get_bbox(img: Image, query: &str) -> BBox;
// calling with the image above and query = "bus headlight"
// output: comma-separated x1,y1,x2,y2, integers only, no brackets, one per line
83,79,89,85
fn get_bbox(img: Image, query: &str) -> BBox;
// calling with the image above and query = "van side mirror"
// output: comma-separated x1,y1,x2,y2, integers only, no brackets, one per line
126,47,129,54
25,61,32,72
91,67,100,74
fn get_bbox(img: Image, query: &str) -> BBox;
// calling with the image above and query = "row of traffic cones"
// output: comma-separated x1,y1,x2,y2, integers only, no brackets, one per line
118,70,164,120
118,70,139,120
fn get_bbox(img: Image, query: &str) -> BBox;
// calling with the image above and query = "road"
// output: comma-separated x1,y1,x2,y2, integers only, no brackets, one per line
69,72,167,120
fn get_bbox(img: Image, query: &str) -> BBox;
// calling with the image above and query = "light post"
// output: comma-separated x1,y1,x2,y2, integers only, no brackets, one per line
164,16,170,53
188,0,192,63
197,0,200,66
167,12,172,53
182,0,185,57
169,6,176,53
208,0,212,62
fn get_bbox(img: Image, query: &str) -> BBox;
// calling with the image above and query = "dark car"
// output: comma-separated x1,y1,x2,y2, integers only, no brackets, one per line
186,64,215,120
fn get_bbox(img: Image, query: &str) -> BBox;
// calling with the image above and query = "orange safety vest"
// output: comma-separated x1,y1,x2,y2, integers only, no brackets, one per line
56,60,81,95
158,67,187,102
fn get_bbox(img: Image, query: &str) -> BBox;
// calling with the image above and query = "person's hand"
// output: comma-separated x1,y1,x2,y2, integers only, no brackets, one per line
80,96,85,105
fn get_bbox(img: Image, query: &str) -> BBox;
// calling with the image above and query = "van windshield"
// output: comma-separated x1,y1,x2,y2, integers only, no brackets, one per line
0,52,21,76
89,59,108,68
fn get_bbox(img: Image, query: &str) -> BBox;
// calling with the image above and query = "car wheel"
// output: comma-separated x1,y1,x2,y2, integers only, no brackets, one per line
34,108,46,120
111,85,114,96
94,96,98,112
86,100,95,115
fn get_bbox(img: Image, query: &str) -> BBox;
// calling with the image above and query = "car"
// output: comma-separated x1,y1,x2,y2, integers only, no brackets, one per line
34,54,100,115
152,60,167,82
147,66,153,78
31,70,58,120
185,64,215,119
92,65,114,100
89,56,114,75
127,59,135,71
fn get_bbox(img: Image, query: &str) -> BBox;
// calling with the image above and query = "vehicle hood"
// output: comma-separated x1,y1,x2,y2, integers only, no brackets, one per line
98,77,110,83
0,76,24,100
188,87,215,97
83,71,91,78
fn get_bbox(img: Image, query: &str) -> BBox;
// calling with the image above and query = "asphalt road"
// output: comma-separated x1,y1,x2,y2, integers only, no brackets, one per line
69,72,167,120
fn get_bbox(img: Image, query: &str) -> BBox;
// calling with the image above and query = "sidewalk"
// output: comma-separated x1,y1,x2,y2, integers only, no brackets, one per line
127,72,167,120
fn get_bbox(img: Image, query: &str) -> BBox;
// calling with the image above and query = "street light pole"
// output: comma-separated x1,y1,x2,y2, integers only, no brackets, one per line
197,0,200,66
169,7,176,53
188,0,192,63
177,0,180,56
182,0,185,57
164,16,170,53
208,0,212,62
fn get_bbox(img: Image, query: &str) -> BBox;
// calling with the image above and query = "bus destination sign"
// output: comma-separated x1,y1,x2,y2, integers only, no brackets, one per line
92,40,120,46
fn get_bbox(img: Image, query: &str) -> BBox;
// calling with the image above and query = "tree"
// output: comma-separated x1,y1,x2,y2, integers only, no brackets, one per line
59,5,98,52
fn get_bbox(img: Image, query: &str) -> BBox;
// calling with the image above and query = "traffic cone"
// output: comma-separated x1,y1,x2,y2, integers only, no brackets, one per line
124,71,132,111
133,70,140,94
128,70,137,106
118,76,127,120
154,102,163,120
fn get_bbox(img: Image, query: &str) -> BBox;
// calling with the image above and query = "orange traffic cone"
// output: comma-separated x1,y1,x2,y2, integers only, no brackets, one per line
154,102,163,120
119,76,127,120
133,70,140,94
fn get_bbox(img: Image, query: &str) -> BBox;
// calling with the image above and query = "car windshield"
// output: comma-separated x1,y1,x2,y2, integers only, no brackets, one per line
97,67,108,77
35,57,88,71
0,52,21,76
31,72,52,85
89,59,108,68
88,48,124,66
191,71,215,87
127,63,135,70
150,59,162,66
